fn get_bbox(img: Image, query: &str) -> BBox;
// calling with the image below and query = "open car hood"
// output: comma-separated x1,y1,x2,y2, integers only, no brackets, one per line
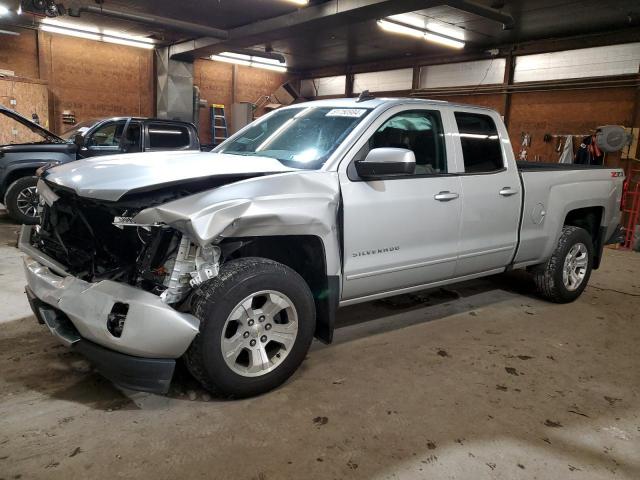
0,106,65,144
43,150,298,201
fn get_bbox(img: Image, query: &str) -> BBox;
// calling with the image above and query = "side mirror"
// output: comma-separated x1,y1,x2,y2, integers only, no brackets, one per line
73,133,85,148
355,148,416,179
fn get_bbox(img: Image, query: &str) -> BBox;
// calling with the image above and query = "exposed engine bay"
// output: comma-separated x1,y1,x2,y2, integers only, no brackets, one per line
31,180,226,305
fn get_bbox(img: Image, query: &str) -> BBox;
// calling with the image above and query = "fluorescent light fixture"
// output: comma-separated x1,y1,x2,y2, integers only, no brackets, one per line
210,55,252,67
285,0,309,4
103,36,155,49
387,13,425,29
426,21,465,41
377,16,465,49
377,19,424,38
0,4,10,15
425,33,465,49
40,24,100,41
211,51,287,72
255,63,289,72
39,19,155,49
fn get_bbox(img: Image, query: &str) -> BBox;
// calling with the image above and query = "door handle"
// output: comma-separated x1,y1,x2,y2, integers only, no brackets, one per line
434,191,459,202
499,187,518,197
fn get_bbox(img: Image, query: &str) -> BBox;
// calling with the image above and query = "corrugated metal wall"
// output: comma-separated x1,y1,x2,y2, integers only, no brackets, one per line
514,43,640,83
419,59,506,88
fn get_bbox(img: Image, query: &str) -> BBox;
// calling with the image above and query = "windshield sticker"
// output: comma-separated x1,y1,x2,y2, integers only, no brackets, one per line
326,109,367,118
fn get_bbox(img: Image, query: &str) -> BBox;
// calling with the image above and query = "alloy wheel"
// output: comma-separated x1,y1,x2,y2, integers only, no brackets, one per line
220,290,298,377
562,243,588,291
15,186,39,219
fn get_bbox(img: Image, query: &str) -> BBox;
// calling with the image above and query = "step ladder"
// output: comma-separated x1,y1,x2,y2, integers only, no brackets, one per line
621,165,640,249
210,104,228,146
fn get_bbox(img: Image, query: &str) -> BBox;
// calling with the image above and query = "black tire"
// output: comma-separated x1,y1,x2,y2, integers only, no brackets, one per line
4,176,40,225
184,257,316,398
532,226,594,303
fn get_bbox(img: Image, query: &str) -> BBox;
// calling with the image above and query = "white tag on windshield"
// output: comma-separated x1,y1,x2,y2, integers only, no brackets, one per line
326,109,367,118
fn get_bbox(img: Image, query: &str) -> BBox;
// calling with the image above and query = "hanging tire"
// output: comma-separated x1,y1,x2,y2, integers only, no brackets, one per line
532,226,594,303
4,176,40,225
184,257,316,398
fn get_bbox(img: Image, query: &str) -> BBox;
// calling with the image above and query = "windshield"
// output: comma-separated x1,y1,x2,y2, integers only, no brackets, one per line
217,106,371,169
60,119,99,141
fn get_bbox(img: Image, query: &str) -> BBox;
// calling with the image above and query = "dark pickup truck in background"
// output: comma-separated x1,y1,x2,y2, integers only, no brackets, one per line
0,106,200,223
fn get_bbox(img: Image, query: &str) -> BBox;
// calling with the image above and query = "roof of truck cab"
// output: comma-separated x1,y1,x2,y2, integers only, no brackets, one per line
287,97,497,113
98,117,196,125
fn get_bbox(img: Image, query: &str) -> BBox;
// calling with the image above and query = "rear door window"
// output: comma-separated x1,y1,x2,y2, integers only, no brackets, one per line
147,123,191,150
454,112,504,173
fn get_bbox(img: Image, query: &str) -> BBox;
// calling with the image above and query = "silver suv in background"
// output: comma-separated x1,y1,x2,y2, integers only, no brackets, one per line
21,98,623,397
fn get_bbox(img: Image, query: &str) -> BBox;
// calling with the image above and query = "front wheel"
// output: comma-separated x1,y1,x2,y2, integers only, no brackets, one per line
532,226,594,303
184,257,316,398
4,176,40,224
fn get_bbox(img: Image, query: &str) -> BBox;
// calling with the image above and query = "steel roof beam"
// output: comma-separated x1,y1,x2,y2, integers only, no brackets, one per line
169,0,514,61
170,0,448,60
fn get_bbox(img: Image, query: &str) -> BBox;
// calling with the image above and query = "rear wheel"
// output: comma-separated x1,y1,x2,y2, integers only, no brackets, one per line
532,226,593,303
184,257,316,398
4,176,40,224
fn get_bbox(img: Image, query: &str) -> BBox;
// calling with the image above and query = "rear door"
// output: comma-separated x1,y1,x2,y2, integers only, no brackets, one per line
339,105,463,301
452,110,521,277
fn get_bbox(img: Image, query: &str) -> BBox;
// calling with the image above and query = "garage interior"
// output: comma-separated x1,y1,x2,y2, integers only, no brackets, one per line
0,0,639,479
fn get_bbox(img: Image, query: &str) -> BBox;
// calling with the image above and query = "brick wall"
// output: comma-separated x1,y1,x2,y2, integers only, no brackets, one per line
0,27,155,133
0,28,292,139
37,31,155,133
507,89,636,164
193,59,291,144
407,90,637,166
0,29,39,78
0,27,636,160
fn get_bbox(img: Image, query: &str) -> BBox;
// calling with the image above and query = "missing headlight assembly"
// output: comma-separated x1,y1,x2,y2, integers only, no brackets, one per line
33,180,223,306
115,224,221,305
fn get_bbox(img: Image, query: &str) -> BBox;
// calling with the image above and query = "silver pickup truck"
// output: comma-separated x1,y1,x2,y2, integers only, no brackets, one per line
20,98,624,397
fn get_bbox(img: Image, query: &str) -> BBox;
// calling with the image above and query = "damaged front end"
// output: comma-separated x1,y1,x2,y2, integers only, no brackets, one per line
21,168,342,393
31,180,225,308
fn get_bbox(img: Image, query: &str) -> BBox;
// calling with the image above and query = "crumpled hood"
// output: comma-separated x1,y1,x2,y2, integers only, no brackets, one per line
43,150,296,201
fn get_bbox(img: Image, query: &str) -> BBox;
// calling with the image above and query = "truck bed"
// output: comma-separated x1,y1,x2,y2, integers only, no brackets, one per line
513,164,624,270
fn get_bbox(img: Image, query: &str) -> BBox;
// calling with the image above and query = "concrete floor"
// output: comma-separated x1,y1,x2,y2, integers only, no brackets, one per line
0,207,29,324
0,209,639,480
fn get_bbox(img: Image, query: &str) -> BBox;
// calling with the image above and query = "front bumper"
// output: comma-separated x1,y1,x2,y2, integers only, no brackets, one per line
20,225,200,393
22,255,200,358
26,288,175,394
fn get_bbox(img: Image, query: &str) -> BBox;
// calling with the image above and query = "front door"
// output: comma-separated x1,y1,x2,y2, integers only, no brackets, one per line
339,107,462,301
82,120,128,157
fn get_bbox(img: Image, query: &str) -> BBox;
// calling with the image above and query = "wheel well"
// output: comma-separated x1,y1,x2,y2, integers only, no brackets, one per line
564,206,604,268
221,235,338,343
2,168,37,197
